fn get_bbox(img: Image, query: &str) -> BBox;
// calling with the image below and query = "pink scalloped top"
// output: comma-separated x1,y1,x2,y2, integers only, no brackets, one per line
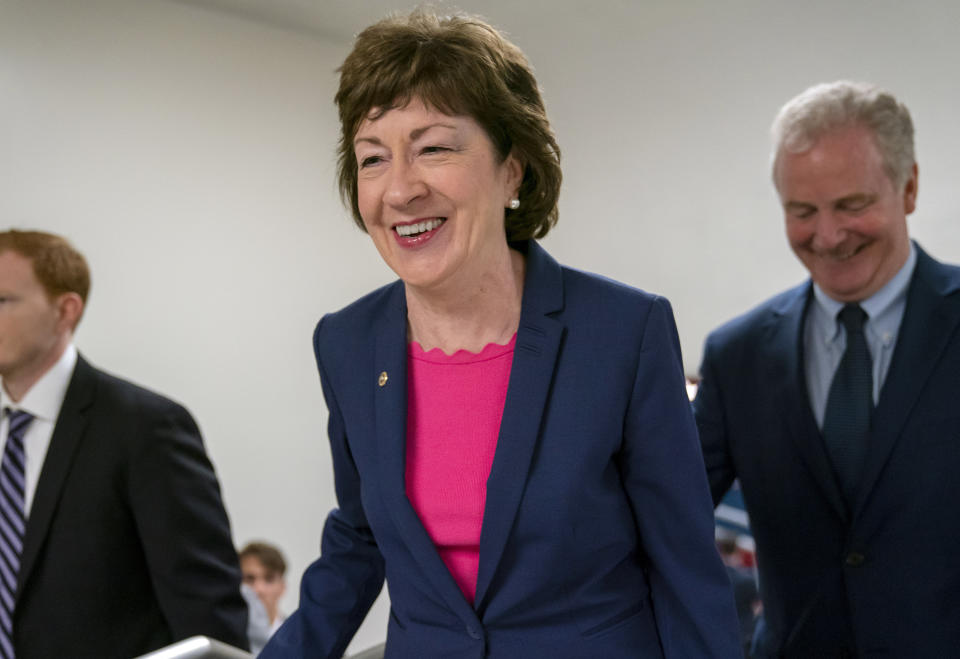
405,334,516,604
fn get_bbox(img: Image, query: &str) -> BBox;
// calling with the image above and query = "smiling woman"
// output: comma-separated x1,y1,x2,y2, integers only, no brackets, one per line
259,9,741,659
352,99,524,335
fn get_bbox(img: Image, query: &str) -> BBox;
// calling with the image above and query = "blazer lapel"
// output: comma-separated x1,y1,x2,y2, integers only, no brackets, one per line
475,241,565,609
18,356,96,600
764,285,848,523
853,246,960,516
372,282,479,624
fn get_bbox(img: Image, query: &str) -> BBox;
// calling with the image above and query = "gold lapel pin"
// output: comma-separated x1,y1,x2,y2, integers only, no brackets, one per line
378,371,389,387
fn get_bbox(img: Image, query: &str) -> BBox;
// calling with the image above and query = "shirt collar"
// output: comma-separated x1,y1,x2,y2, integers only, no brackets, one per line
810,242,917,345
0,344,78,422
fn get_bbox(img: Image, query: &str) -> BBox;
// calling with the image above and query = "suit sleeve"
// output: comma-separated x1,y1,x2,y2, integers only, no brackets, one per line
619,297,742,658
126,397,249,649
261,318,386,659
693,333,738,504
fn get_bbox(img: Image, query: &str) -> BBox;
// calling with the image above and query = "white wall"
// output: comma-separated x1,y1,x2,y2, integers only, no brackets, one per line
2,0,959,653
491,0,960,365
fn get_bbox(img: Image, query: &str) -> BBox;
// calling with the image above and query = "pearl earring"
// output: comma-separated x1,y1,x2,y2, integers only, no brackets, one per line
508,198,520,210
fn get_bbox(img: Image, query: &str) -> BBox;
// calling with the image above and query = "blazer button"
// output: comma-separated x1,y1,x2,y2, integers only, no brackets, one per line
845,551,866,567
378,371,388,387
466,624,482,640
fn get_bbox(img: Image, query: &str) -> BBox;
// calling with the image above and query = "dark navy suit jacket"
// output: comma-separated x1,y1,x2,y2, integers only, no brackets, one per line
694,243,960,658
14,356,248,658
264,241,740,658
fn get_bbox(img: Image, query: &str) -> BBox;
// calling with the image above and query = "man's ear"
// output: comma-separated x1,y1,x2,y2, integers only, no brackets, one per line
903,163,918,215
56,292,84,333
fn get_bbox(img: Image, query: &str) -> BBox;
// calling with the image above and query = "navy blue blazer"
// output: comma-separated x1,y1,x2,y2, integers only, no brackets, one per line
265,241,740,658
694,243,960,658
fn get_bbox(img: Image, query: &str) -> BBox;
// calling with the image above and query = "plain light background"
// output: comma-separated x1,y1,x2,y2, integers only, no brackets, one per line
2,0,959,652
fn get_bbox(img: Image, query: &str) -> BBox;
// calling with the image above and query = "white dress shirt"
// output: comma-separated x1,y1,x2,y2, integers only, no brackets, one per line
0,344,77,516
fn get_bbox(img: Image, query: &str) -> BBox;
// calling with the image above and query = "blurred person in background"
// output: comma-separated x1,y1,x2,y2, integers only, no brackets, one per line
240,541,287,634
717,529,760,657
262,9,740,659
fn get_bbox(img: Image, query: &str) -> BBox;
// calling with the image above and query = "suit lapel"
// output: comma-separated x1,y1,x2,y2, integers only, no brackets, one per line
475,241,565,609
764,285,848,523
18,356,96,600
853,246,960,516
372,241,566,616
372,282,479,623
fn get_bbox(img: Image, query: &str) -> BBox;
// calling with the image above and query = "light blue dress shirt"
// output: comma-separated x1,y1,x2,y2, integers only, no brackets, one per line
804,243,917,428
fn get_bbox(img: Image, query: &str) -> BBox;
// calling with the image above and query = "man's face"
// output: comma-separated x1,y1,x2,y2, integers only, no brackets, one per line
0,250,68,393
775,123,916,302
241,556,285,620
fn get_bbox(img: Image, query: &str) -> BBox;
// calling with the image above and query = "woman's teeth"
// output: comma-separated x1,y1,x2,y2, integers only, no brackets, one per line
395,218,444,237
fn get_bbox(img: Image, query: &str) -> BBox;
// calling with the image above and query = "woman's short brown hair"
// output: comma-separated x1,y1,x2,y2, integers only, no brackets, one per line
335,9,562,241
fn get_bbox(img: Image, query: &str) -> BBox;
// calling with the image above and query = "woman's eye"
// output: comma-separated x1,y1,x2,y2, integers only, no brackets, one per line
421,146,450,155
359,155,383,168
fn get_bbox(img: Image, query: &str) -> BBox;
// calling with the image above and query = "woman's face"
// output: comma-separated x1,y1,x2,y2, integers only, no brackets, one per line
353,98,522,292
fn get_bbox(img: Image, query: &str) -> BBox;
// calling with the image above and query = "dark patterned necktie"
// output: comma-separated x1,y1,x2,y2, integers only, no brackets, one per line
0,408,33,659
822,304,873,508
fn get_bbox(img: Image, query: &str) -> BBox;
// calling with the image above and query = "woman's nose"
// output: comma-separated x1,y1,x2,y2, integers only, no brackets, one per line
384,159,428,208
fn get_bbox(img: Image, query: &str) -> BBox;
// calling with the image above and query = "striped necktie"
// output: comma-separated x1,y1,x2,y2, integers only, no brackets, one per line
0,408,33,659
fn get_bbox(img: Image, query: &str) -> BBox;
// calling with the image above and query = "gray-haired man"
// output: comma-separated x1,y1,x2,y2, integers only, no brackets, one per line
694,81,960,658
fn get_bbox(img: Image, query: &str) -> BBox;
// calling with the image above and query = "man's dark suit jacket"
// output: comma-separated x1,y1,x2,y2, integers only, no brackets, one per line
13,355,248,658
694,243,960,658
264,240,741,659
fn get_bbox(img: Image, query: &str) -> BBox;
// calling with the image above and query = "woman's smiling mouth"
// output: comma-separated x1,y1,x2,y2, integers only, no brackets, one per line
394,218,446,238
